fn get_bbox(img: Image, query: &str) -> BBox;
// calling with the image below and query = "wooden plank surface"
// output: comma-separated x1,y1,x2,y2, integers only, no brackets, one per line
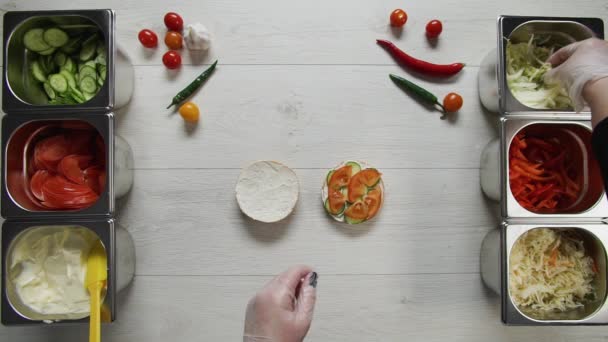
0,0,607,341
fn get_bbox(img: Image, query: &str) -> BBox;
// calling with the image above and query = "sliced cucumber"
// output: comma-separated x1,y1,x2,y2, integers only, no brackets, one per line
98,65,107,81
44,55,56,73
82,91,96,102
50,96,77,105
79,38,97,61
68,88,85,103
59,70,76,89
43,82,56,99
69,86,84,100
94,54,106,66
96,41,105,56
23,28,51,52
38,47,57,55
37,55,50,74
324,198,346,216
48,74,68,93
80,65,97,80
30,61,47,82
326,170,334,186
344,215,366,224
84,60,96,69
54,51,67,67
79,76,97,93
43,28,69,47
61,57,75,73
345,161,362,175
60,36,82,54
97,76,104,87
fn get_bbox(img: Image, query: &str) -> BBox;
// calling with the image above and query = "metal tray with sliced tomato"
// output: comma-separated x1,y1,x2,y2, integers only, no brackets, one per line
321,161,384,224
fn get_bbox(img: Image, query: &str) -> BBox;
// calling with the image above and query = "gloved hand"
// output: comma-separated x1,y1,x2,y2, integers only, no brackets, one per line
244,265,318,342
545,38,608,112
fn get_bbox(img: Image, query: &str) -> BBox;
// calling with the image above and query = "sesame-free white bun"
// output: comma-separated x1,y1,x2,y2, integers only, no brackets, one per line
236,161,299,223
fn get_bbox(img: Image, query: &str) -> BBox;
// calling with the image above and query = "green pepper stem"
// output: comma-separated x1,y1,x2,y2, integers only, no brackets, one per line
437,102,447,113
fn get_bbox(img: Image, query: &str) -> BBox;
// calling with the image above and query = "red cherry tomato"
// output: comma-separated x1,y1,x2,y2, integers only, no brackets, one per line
164,12,184,31
426,20,443,38
163,50,182,69
390,9,408,27
165,31,183,49
443,92,463,112
138,29,158,48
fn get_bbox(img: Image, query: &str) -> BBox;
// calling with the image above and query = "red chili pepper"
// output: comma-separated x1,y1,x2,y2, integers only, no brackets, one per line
376,39,464,77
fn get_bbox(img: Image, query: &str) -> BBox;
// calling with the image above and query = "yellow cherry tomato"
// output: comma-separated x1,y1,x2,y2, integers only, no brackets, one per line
179,102,200,122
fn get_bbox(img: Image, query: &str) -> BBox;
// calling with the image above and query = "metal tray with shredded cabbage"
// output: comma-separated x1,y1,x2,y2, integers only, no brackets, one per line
506,36,572,109
509,228,598,314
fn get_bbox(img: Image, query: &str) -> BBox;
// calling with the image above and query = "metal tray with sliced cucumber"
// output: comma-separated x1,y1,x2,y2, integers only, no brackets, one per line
22,26,107,105
321,161,385,225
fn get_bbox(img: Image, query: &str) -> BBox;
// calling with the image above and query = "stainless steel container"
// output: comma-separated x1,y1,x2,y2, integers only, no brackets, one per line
480,117,608,220
2,10,134,113
478,16,604,115
478,15,608,326
0,9,135,327
1,219,135,324
481,223,608,325
1,113,116,218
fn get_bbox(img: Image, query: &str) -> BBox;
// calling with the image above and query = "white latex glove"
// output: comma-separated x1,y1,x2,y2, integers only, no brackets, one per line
244,266,318,342
545,38,608,112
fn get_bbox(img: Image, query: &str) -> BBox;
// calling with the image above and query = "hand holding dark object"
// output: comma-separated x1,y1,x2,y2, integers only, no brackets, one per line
244,266,318,342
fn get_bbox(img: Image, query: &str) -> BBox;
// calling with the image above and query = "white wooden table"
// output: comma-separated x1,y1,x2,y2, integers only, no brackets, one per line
1,0,607,341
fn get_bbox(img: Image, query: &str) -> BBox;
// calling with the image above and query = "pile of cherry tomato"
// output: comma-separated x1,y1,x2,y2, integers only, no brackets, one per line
389,9,443,39
138,12,184,69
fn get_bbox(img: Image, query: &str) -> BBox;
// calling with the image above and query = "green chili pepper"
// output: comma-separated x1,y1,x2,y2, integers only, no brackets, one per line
167,60,218,109
389,74,446,112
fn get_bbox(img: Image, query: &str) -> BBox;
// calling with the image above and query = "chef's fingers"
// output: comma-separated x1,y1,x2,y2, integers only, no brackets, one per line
295,272,318,330
547,41,582,66
273,265,313,294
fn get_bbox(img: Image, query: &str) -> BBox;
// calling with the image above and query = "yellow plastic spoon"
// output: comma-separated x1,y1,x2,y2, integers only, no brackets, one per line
85,240,107,342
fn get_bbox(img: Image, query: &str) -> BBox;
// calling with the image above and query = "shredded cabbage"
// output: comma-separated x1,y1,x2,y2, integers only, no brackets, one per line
509,228,597,314
506,37,572,109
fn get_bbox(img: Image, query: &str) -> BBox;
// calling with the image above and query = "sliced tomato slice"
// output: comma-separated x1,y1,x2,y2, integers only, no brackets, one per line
41,175,99,209
58,155,93,185
357,168,382,187
327,188,347,215
344,200,369,220
348,176,367,202
364,188,383,219
328,165,352,190
84,166,105,194
34,135,70,171
30,170,51,201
